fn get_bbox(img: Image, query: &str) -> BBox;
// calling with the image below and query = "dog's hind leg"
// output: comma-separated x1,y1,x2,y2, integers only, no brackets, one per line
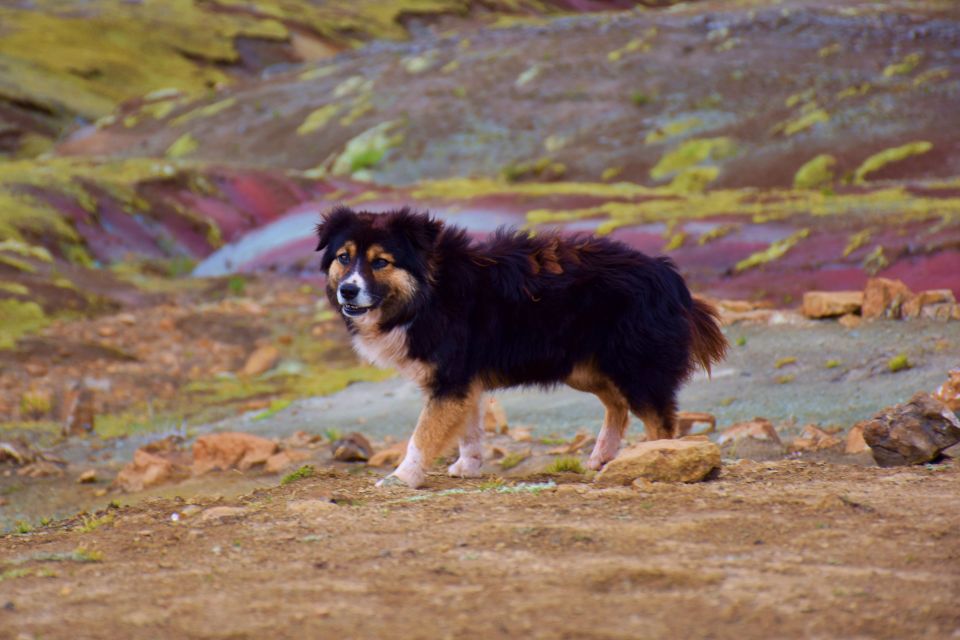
567,365,630,470
377,386,480,489
634,401,678,441
448,394,485,478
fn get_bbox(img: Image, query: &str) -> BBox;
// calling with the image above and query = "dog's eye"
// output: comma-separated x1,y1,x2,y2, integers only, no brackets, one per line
337,253,350,265
371,258,390,270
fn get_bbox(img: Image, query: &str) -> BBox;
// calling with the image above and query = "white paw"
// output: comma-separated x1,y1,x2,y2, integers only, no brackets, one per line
586,456,608,471
375,465,425,489
447,456,483,478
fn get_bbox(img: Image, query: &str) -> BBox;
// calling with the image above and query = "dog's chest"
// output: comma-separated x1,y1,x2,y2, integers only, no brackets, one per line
352,325,432,387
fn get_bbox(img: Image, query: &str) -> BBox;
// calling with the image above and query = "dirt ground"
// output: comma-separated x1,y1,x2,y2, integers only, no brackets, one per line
2,461,958,640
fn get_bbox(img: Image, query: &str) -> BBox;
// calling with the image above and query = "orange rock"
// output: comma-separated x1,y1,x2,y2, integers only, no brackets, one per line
240,345,280,377
933,369,960,411
115,449,174,492
546,431,595,455
264,449,311,474
838,313,862,329
716,418,782,446
676,411,716,436
862,278,913,319
902,289,956,319
789,424,843,452
331,432,373,462
509,426,534,443
801,291,863,319
368,440,407,467
483,397,508,434
192,432,278,474
845,423,870,454
594,440,721,485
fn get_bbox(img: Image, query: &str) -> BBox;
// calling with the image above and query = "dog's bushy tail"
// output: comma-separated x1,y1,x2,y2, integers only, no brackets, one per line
689,297,727,376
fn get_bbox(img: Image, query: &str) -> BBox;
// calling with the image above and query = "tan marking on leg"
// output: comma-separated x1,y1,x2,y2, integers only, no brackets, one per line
383,385,482,488
637,409,674,441
566,363,630,470
448,393,485,478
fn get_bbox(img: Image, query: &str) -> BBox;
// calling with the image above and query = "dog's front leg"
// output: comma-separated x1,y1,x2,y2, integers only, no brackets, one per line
447,393,485,478
377,389,478,489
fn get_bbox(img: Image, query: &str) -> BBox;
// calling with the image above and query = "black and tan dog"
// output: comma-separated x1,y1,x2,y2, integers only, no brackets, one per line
316,206,727,488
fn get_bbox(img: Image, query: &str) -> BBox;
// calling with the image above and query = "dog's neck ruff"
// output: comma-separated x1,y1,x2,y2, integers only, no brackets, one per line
349,312,432,388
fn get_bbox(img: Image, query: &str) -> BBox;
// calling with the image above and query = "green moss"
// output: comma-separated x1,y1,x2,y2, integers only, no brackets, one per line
630,91,653,107
170,98,237,127
0,282,29,296
794,154,836,190
862,245,889,274
646,117,703,144
668,166,718,194
854,141,933,184
825,359,842,369
883,53,922,77
77,513,115,533
888,353,910,373
843,229,872,257
663,231,687,251
297,105,340,135
0,299,49,349
782,107,830,136
281,464,316,485
650,137,737,181
499,452,528,471
734,229,810,273
545,456,585,474
166,133,199,159
331,121,404,177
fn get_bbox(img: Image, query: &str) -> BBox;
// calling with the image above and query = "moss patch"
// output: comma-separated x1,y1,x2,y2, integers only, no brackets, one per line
794,154,837,190
854,142,933,184
0,299,49,350
734,229,810,273
297,105,340,135
331,121,404,177
650,137,737,181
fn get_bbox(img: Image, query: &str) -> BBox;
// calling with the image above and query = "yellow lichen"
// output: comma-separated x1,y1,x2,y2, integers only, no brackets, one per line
854,141,933,184
842,229,872,257
166,133,198,159
0,299,49,349
650,137,737,181
781,107,830,136
734,229,810,273
793,154,836,190
170,98,237,127
645,117,703,144
883,53,922,77
296,105,341,135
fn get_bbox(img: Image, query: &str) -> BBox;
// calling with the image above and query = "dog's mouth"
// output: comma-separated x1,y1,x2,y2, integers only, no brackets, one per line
341,303,374,318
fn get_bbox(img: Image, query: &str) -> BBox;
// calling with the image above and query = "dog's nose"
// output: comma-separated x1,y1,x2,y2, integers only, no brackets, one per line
339,282,360,301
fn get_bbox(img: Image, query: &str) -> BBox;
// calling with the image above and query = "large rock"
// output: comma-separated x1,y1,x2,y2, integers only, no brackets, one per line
902,289,956,319
862,278,913,319
594,440,721,485
192,432,278,474
801,291,863,319
861,393,960,467
115,449,174,492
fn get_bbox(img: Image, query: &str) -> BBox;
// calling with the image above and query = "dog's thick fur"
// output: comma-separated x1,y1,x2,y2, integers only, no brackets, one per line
317,206,727,488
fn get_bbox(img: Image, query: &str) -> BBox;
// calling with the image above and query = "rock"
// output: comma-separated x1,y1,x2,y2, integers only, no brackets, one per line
282,430,323,448
921,303,956,322
287,499,336,518
483,397,508,433
115,449,174,492
264,449,311,474
676,412,716,436
845,423,870,454
838,313,862,329
716,418,782,446
789,425,842,452
861,392,960,467
62,385,95,437
941,442,960,459
331,432,373,462
117,313,136,325
17,460,65,478
802,291,863,319
192,432,278,474
546,431,595,455
240,345,280,377
862,278,913,319
97,325,117,338
77,469,97,484
595,440,721,485
933,369,960,411
199,506,247,523
368,440,407,467
902,289,956,319
509,426,534,443
24,362,47,377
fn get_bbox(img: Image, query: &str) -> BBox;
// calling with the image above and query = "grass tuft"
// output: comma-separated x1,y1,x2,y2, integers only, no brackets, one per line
281,464,315,485
545,456,585,474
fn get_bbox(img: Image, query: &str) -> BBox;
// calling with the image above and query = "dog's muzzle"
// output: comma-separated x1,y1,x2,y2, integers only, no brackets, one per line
338,280,375,317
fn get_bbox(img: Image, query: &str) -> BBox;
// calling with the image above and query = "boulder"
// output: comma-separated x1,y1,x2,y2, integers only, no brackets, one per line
676,412,716,436
331,432,373,462
933,369,960,411
483,397,509,433
862,278,913,319
801,291,863,319
861,392,960,467
115,449,174,492
192,432,278,474
594,440,721,485
845,423,870,454
902,289,956,319
789,425,842,452
240,345,280,377
716,418,782,446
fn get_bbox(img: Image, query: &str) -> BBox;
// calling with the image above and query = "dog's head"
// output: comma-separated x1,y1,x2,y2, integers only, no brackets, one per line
316,206,442,324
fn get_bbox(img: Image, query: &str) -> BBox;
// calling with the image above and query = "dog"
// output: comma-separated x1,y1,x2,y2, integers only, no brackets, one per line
316,206,727,488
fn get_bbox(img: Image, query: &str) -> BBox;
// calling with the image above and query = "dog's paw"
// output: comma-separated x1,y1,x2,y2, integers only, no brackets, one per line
375,466,425,489
375,474,409,488
447,456,483,478
586,455,611,471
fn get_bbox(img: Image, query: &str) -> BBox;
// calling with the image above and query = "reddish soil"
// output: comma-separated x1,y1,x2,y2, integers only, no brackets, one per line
2,462,958,639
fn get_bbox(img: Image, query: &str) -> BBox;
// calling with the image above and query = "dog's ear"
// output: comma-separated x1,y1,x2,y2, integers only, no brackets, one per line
388,207,443,253
315,206,356,252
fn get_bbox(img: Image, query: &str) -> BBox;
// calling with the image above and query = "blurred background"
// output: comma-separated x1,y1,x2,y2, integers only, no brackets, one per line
0,0,958,526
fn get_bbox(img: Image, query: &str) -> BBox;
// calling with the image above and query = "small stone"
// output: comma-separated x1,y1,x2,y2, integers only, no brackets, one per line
509,426,534,443
24,362,47,377
845,423,870,454
77,469,97,484
97,325,117,338
240,345,280,377
676,412,716,436
115,449,174,492
368,440,407,467
862,278,913,319
716,418,782,446
801,291,863,319
62,385,95,437
838,313,862,329
192,432,278,475
287,499,336,518
199,506,247,523
117,313,136,325
789,425,842,452
483,398,508,434
594,440,721,485
17,460,65,478
264,449,311,474
861,392,960,467
902,289,956,319
282,430,322,448
933,369,960,411
546,432,595,455
331,432,373,462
